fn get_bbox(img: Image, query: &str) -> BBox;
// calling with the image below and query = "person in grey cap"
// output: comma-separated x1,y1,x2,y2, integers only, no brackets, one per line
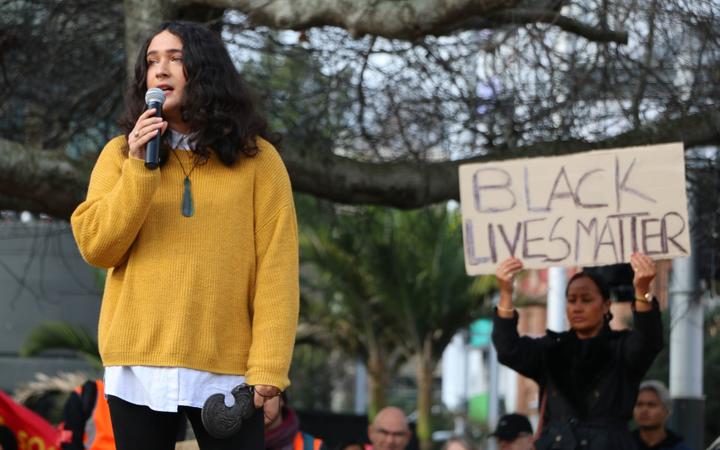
632,380,692,450
491,413,533,450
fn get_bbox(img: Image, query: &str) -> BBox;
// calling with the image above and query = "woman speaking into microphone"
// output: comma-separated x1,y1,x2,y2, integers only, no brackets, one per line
71,21,298,450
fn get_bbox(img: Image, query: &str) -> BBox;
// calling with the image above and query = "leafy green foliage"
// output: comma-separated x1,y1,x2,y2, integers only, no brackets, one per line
297,198,495,444
363,206,493,360
21,321,102,370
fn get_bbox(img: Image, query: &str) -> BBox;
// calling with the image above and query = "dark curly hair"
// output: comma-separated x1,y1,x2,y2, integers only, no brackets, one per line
119,21,277,166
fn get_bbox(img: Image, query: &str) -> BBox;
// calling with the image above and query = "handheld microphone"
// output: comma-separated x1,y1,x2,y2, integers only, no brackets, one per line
144,88,166,170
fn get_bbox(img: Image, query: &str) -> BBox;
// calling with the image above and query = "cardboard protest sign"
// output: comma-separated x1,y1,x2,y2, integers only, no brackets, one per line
459,143,689,275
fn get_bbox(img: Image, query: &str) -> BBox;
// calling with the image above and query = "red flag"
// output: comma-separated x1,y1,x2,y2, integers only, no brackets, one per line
0,390,60,449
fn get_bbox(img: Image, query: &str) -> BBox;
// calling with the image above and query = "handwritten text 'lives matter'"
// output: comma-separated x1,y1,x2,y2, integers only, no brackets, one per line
459,143,690,275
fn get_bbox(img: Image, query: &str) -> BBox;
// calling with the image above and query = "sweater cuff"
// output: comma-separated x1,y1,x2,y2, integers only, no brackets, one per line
245,368,290,391
493,308,520,335
633,297,661,322
493,307,519,323
122,157,160,189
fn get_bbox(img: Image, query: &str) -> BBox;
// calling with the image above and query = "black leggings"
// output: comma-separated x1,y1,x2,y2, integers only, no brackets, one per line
107,395,264,450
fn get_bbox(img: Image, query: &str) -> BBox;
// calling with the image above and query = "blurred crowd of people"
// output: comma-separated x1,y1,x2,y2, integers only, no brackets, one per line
0,376,690,450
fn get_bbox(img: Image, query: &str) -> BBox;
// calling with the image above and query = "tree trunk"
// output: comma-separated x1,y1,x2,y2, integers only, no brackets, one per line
415,340,435,450
124,0,172,77
367,346,388,421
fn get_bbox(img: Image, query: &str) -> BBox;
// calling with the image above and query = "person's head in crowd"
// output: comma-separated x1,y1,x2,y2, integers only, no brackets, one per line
266,391,326,450
634,380,672,431
334,440,365,450
0,425,17,450
565,271,613,339
491,413,533,450
442,437,473,450
368,407,411,450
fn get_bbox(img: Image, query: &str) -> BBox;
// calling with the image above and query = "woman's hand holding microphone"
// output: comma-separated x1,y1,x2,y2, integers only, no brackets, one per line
127,108,167,160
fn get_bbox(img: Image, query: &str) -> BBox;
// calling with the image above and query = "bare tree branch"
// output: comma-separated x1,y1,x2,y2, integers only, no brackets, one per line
4,109,718,218
285,109,720,208
124,0,176,75
177,0,517,38
170,0,625,43
485,9,628,44
0,139,87,219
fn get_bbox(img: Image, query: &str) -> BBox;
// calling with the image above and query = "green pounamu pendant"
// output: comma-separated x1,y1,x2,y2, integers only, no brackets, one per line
182,176,194,217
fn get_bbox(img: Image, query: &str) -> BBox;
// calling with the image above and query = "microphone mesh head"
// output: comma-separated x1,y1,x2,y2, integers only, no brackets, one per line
145,88,166,106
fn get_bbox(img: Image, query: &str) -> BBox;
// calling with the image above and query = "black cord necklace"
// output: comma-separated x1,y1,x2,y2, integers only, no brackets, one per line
171,149,199,217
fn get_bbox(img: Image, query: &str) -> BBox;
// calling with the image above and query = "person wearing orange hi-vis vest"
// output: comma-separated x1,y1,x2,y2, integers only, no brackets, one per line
58,380,115,450
265,394,325,450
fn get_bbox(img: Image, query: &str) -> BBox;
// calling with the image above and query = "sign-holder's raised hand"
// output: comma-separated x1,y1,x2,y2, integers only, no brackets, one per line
495,257,524,318
630,252,657,312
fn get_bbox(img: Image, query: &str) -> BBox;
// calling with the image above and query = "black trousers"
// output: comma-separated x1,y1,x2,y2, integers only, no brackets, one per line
107,395,264,450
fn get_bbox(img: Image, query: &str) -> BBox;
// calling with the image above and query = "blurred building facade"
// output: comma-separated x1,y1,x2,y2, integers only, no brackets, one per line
0,212,101,393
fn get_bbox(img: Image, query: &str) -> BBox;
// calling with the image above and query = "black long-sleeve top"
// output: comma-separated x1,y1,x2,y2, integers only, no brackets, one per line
492,301,663,424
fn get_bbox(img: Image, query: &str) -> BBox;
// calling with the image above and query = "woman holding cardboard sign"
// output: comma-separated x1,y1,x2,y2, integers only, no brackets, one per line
492,252,662,450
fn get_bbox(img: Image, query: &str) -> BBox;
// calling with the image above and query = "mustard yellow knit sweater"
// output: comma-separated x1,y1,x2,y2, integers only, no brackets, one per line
71,135,299,390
